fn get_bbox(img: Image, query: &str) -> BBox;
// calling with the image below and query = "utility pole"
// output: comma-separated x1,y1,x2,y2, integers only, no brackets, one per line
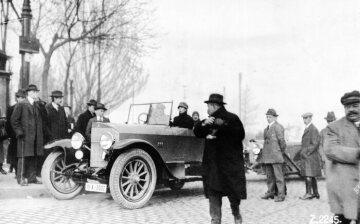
239,72,242,119
19,0,32,89
182,85,187,101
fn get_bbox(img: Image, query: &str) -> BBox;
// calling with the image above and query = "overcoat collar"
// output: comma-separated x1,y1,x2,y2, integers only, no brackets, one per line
302,123,313,137
211,106,226,118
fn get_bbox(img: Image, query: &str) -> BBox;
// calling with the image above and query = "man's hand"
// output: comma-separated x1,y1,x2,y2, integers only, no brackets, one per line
214,118,225,126
203,117,215,126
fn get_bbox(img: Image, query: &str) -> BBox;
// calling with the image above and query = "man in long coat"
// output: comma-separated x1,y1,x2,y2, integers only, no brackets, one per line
45,90,68,141
324,90,360,224
74,99,97,137
5,89,26,174
319,111,337,176
194,93,246,224
11,84,44,186
299,112,322,200
260,108,286,202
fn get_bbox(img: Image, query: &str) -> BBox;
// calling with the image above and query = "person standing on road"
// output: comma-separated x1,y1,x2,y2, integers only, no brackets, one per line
260,109,286,202
5,89,27,174
324,90,360,224
74,99,97,137
85,103,110,141
10,84,44,186
299,112,322,200
194,93,246,224
170,102,194,129
0,109,7,175
45,90,68,141
319,112,336,176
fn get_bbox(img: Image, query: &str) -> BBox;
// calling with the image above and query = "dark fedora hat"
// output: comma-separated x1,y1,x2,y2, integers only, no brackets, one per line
87,99,97,106
95,102,107,111
340,90,360,105
15,89,26,98
204,93,226,105
324,111,336,122
266,108,278,117
26,84,40,92
50,90,64,98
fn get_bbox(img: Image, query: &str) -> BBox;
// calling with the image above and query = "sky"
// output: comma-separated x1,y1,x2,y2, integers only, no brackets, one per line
108,0,360,140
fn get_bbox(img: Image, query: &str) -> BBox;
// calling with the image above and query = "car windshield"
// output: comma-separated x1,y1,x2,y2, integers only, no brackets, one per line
127,102,173,125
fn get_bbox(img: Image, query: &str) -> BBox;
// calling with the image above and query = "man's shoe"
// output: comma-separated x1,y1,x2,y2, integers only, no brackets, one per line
234,214,242,224
274,196,285,202
261,193,274,200
299,193,313,200
19,178,28,186
312,193,320,199
0,167,7,175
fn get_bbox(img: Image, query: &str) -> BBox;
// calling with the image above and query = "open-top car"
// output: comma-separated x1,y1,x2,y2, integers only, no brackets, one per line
41,102,204,209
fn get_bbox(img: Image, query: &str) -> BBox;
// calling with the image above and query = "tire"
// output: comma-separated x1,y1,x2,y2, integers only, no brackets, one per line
109,148,157,209
168,180,185,190
41,151,83,200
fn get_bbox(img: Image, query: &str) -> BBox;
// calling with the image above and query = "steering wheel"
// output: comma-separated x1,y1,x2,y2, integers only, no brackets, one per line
137,113,148,124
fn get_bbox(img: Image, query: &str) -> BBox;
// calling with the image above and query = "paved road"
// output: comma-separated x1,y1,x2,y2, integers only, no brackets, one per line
0,173,331,224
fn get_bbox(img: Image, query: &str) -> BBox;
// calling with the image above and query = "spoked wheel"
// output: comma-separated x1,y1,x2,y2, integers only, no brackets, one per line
42,151,83,200
109,148,156,209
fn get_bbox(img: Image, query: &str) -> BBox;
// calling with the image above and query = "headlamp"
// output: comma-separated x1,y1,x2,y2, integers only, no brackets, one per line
71,132,84,149
100,132,114,150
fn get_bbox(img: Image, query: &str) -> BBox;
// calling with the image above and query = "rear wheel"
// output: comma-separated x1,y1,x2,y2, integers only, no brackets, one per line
109,148,157,209
41,151,83,200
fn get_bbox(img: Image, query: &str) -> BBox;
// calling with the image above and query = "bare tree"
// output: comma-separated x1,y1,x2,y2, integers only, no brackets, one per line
30,0,153,99
241,85,260,129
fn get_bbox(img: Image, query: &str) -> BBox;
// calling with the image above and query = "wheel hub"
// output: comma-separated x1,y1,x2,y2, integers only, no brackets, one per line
129,173,140,184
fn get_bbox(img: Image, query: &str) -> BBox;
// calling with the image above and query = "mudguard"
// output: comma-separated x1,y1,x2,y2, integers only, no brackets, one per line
44,139,78,165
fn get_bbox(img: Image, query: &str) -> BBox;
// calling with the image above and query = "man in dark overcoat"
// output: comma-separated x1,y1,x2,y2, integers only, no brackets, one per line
45,90,68,141
64,105,75,138
193,93,246,224
299,112,321,200
0,112,7,174
5,89,27,174
11,84,44,186
74,99,97,137
324,91,360,224
260,109,286,202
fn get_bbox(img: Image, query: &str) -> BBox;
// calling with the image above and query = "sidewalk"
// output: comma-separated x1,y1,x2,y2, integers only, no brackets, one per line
0,163,50,199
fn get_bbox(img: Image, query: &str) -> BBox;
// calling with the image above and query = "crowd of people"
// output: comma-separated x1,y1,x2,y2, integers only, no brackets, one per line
0,87,359,224
0,84,109,186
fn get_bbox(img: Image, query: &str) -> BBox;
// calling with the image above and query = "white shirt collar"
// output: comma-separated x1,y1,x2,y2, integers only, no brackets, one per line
354,121,360,127
305,122,312,129
27,96,34,105
97,116,103,121
268,121,275,127
52,102,59,111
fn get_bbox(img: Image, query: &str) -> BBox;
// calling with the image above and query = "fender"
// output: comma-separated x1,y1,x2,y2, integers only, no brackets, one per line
44,139,77,164
112,139,178,180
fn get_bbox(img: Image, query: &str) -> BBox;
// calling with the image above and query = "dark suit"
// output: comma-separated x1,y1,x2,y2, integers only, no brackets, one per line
45,103,68,141
74,110,95,137
10,98,44,183
170,113,194,129
5,105,17,169
85,116,110,141
261,121,286,198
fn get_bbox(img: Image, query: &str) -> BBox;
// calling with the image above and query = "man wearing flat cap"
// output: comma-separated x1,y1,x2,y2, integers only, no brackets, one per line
45,90,68,141
74,99,97,137
299,112,322,200
86,103,110,141
170,102,194,129
324,90,360,224
5,89,27,174
11,84,44,186
194,93,246,224
260,108,286,202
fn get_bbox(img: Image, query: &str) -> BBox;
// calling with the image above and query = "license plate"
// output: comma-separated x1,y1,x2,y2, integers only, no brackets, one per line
85,182,107,193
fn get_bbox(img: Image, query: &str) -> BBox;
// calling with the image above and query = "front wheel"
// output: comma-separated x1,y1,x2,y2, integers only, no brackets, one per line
41,151,83,200
109,148,157,209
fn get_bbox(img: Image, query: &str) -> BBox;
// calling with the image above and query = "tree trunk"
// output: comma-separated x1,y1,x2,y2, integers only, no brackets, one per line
41,55,51,100
63,62,71,105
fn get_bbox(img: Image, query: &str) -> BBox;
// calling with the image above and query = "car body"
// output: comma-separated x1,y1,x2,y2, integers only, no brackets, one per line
42,102,204,209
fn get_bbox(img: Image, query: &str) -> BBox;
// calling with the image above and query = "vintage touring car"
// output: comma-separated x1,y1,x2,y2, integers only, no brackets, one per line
41,102,204,209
